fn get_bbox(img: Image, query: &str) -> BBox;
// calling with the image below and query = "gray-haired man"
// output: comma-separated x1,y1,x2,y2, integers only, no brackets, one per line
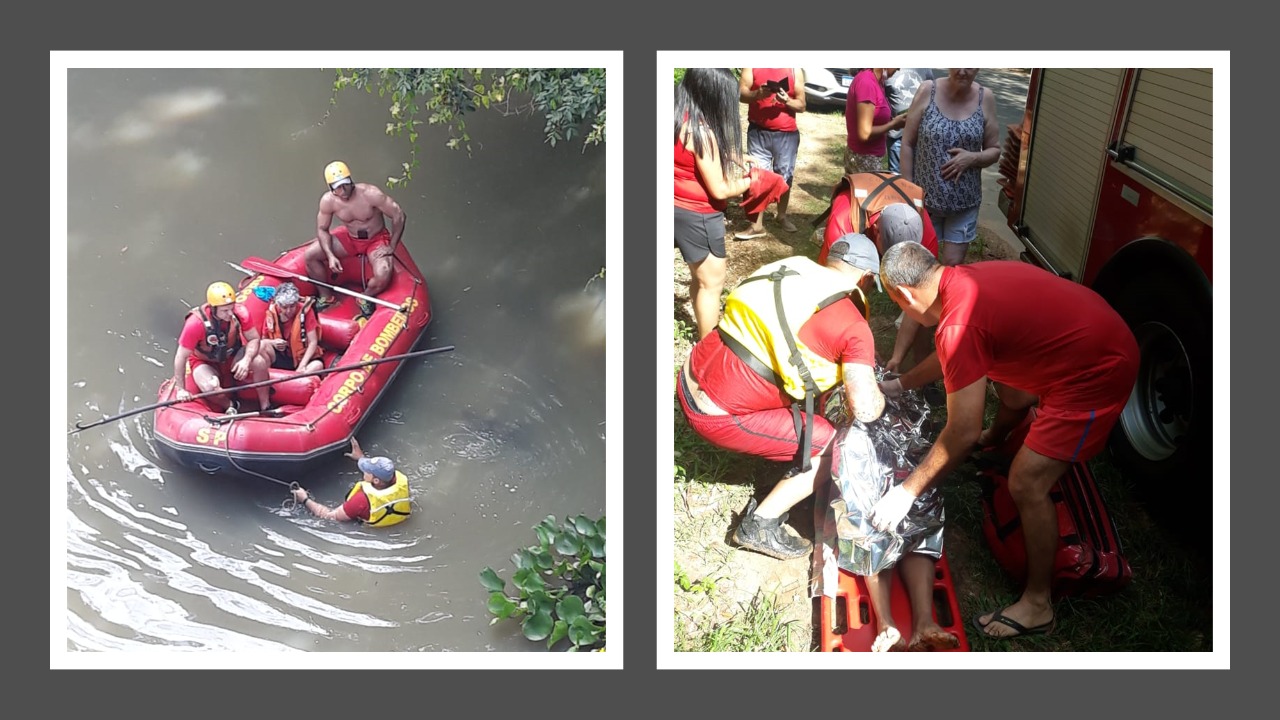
260,282,324,373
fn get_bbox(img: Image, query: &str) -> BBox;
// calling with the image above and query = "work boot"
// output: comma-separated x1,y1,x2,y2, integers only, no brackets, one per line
732,498,812,560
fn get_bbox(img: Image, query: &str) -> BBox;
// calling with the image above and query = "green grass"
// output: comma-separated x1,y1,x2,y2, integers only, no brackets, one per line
675,587,800,652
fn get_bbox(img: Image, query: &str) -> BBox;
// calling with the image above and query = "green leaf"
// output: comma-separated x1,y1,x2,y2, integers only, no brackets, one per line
568,617,599,646
511,549,534,570
522,609,554,641
513,567,545,593
525,589,553,615
554,532,582,556
534,525,553,548
534,549,554,570
547,620,568,650
585,534,605,558
556,595,586,624
478,567,505,592
487,592,517,619
573,515,598,537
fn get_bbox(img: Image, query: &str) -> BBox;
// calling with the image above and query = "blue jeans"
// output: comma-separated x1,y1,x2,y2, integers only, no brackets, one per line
886,135,902,174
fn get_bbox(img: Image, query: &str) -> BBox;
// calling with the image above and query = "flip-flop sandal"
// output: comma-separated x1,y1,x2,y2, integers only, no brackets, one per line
779,218,798,233
734,229,767,241
973,608,1054,638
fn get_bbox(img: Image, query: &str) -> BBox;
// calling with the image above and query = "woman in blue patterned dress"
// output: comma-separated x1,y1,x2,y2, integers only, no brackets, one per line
899,68,1000,266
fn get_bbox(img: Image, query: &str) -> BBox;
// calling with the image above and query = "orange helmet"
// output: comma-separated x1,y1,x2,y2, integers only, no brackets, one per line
324,161,353,190
206,281,237,307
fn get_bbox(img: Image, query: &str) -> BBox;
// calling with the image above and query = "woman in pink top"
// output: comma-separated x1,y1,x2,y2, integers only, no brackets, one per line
675,68,753,339
844,68,907,173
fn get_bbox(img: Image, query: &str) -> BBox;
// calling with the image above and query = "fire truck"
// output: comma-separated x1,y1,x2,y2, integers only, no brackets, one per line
997,68,1213,490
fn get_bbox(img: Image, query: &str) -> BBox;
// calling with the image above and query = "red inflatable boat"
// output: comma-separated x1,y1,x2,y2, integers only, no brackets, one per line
153,240,433,479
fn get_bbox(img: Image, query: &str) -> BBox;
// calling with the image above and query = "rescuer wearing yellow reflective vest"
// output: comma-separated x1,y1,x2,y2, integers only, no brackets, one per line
676,234,886,560
292,437,411,527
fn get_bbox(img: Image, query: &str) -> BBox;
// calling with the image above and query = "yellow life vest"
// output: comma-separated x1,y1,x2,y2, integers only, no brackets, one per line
718,256,867,401
717,256,867,472
345,470,411,527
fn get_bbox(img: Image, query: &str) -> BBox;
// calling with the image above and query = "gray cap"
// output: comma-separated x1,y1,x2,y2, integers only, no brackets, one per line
876,203,923,249
358,456,396,482
828,233,882,292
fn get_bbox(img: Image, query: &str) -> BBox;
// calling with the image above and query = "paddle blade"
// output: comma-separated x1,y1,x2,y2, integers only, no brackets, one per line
240,257,317,295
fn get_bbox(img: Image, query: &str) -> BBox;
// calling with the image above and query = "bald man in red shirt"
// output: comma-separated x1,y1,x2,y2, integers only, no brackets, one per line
868,242,1139,640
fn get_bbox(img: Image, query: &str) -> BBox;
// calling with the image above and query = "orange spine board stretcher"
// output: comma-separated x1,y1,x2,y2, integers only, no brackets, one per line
819,553,970,652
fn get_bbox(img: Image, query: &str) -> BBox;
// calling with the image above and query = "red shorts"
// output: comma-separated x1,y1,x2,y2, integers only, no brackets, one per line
183,356,233,395
678,372,835,463
1024,396,1129,463
331,225,391,258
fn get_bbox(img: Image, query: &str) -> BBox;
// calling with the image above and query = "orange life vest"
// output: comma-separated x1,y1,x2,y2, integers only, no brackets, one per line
815,172,926,233
262,298,320,367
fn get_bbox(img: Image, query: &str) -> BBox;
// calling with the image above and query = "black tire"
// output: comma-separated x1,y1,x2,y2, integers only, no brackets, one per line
1101,268,1212,495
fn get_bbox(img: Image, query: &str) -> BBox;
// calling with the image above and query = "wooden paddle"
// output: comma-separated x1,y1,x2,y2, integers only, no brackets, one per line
231,257,405,311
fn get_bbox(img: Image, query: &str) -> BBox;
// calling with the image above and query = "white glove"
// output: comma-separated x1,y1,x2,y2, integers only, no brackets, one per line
868,484,917,532
878,377,904,398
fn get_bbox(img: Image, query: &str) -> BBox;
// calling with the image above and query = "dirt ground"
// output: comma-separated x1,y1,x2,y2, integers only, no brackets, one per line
672,105,1020,651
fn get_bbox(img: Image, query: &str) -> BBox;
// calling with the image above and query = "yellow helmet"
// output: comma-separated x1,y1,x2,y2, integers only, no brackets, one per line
324,161,353,190
206,281,237,307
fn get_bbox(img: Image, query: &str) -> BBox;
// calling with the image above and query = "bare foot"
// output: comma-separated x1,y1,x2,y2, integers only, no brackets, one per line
871,626,906,652
908,626,960,651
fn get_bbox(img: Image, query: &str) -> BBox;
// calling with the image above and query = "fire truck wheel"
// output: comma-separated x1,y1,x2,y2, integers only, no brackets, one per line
1102,269,1212,496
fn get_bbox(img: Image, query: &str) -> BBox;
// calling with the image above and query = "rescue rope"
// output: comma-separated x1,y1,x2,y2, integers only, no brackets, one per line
216,415,304,511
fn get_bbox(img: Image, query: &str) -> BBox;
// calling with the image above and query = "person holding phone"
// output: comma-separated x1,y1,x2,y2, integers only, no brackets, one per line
735,68,806,239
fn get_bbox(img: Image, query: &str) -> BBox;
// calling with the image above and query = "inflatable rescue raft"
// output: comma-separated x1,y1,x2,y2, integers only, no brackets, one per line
153,240,433,478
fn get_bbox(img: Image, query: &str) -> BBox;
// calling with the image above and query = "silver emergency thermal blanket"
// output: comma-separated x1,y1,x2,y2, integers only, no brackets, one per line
810,377,944,594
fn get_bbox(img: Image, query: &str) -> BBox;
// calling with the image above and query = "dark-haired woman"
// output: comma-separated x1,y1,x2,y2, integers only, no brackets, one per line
675,68,753,340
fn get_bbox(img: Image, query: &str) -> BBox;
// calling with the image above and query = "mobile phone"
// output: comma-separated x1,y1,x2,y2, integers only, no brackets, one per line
764,76,791,93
